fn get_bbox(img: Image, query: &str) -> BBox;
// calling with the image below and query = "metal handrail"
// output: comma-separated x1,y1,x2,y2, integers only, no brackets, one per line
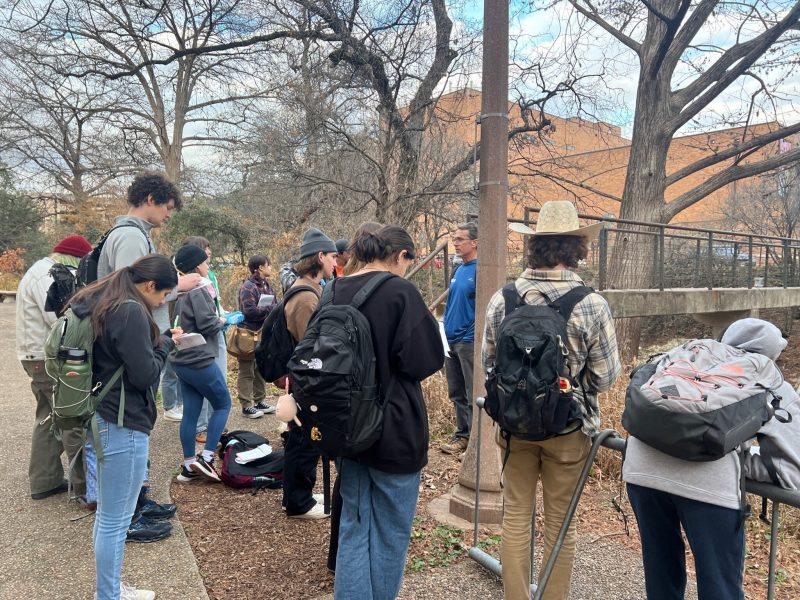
405,240,449,280
469,397,800,600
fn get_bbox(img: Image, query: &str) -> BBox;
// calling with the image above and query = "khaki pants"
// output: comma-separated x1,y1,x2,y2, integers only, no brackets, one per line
23,360,86,497
237,357,265,409
499,429,590,600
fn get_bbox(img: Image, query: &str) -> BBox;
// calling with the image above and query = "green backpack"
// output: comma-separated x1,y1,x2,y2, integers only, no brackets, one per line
44,301,138,456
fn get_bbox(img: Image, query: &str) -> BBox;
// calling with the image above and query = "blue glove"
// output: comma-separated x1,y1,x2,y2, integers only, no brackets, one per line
224,311,244,326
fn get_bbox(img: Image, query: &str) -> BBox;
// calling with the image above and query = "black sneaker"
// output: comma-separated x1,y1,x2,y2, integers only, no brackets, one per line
254,401,276,414
139,497,177,521
31,480,68,500
176,465,200,483
126,515,172,543
190,455,221,482
242,406,264,419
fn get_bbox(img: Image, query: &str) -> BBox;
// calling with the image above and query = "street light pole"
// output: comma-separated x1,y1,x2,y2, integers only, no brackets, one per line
448,0,508,525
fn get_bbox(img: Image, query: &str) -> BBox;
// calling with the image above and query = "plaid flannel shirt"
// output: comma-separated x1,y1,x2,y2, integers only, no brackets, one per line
481,268,621,436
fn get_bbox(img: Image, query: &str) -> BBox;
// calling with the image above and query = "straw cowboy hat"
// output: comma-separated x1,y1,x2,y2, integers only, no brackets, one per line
508,201,604,240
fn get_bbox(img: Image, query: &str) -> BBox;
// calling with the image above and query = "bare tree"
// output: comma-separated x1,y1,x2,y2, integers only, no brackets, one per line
557,0,800,358
3,0,276,182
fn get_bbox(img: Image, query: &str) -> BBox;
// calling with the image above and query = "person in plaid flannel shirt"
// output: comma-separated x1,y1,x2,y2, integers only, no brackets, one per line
482,201,621,600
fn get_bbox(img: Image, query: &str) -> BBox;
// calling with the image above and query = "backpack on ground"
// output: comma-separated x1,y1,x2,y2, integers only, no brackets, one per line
623,339,790,462
45,263,78,316
288,273,395,458
217,430,284,490
484,284,593,442
255,284,319,382
76,222,149,287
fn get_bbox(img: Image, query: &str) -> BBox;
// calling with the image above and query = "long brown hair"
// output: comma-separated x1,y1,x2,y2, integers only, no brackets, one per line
69,254,178,344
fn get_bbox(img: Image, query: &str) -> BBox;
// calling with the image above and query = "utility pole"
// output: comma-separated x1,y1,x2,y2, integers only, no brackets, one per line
448,0,508,524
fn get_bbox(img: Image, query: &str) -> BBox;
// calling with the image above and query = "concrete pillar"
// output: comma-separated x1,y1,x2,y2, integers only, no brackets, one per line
447,0,508,525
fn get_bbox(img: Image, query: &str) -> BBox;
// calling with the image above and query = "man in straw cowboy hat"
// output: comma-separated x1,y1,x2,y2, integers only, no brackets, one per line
483,200,621,600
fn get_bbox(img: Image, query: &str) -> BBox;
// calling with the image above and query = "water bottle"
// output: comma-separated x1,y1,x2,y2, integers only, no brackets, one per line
56,347,93,418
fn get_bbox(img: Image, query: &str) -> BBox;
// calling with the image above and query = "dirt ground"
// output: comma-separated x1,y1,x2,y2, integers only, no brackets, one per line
174,322,800,600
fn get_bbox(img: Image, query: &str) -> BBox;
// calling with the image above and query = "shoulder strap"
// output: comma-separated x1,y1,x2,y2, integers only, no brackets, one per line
501,283,522,317
98,222,152,253
283,284,320,306
350,272,395,309
319,279,336,308
549,285,594,321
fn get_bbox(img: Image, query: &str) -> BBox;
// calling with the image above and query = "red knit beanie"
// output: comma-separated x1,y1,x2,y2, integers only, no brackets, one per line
53,235,93,258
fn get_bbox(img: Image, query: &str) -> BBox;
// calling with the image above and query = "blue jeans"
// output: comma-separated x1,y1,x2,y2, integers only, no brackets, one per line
173,362,231,458
160,359,182,412
334,460,421,600
196,336,228,433
627,483,745,600
93,415,149,600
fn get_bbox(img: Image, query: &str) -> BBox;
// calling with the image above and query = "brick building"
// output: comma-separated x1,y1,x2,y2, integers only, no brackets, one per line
432,88,796,229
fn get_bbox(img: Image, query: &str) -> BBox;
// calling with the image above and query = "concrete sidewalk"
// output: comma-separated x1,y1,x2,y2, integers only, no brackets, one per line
0,302,209,600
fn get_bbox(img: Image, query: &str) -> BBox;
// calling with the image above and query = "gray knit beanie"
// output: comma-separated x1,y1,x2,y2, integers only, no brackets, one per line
721,318,787,361
299,228,337,259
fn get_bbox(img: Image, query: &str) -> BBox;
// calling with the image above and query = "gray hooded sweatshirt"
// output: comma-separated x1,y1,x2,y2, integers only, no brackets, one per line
623,318,791,510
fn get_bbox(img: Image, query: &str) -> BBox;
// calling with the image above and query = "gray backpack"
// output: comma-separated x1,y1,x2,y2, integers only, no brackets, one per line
623,339,790,462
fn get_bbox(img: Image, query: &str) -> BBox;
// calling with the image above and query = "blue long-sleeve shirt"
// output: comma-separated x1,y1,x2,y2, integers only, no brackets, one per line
443,259,477,344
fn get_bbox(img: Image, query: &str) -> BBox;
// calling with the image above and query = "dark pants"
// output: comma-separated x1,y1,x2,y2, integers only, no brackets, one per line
23,360,86,496
282,425,319,516
445,342,474,439
627,483,745,600
327,472,343,571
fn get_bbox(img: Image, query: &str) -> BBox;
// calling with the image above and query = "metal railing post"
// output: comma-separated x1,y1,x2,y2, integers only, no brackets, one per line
767,501,780,600
748,236,754,289
783,240,789,289
707,231,714,290
651,235,659,289
732,242,739,287
658,226,665,290
694,238,702,288
598,227,608,291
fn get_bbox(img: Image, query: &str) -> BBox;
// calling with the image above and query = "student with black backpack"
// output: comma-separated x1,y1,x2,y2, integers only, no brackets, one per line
483,201,620,600
277,226,444,599
67,254,181,600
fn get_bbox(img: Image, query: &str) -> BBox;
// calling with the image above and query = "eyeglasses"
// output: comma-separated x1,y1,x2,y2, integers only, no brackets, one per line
452,237,476,244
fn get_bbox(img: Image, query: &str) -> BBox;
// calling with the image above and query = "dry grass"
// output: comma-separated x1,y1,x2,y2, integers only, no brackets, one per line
422,369,455,441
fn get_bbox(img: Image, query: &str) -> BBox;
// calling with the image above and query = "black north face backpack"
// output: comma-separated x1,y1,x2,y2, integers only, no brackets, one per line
44,263,78,315
288,272,395,458
484,284,593,442
255,284,319,382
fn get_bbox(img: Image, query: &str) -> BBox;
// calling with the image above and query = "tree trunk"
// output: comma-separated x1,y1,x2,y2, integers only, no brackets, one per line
607,12,675,362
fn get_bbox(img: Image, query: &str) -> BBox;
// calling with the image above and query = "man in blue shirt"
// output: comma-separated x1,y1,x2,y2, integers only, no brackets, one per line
441,222,478,455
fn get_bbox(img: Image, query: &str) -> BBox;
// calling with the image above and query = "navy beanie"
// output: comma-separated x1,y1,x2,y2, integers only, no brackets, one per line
173,244,208,273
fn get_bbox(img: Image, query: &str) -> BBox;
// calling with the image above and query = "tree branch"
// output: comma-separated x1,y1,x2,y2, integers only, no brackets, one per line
567,0,642,54
664,147,800,221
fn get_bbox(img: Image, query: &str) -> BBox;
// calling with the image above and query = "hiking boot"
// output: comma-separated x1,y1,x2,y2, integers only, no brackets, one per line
289,503,331,520
31,480,68,500
120,583,156,600
254,401,276,414
242,406,264,419
176,465,200,483
126,515,171,543
441,436,469,455
139,497,177,521
190,455,221,482
163,407,183,422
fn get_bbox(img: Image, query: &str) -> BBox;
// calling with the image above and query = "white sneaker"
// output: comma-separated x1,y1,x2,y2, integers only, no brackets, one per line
313,493,324,504
163,408,183,422
288,502,330,519
120,583,156,600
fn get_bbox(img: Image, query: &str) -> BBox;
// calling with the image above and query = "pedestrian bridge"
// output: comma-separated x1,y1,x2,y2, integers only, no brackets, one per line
601,287,800,334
